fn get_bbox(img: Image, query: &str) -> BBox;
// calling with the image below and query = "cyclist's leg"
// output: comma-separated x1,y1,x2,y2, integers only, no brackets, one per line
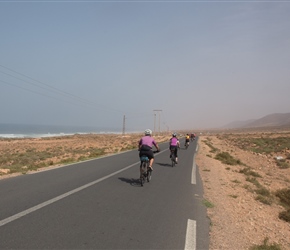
141,151,153,170
147,150,154,170
139,151,147,178
174,147,178,163
149,159,154,170
174,147,178,157
172,147,176,158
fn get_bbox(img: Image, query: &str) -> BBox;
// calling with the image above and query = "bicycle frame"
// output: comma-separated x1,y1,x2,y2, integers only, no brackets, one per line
140,156,151,186
170,149,177,167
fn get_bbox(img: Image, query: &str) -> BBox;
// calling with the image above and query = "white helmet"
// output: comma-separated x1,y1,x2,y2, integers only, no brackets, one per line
144,129,152,136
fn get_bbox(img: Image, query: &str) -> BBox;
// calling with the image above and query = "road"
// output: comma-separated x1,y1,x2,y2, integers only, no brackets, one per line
0,138,209,249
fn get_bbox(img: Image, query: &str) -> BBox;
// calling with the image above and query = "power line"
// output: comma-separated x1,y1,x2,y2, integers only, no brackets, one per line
0,64,124,114
0,79,96,109
0,64,165,130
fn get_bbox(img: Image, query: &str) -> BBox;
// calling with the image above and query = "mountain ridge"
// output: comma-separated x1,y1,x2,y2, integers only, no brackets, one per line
223,112,290,129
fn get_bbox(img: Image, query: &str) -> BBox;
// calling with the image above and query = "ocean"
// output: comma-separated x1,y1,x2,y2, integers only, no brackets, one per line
0,123,124,138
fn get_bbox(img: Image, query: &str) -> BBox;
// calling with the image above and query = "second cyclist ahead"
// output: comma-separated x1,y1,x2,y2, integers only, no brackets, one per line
169,132,180,163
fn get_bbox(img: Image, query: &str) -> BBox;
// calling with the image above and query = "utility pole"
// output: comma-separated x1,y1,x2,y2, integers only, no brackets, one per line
153,113,156,134
153,109,162,134
122,115,126,135
164,122,169,132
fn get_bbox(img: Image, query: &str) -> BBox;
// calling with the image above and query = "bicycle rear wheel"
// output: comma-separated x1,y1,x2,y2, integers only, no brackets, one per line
147,168,152,182
140,161,148,186
171,156,175,167
170,150,175,167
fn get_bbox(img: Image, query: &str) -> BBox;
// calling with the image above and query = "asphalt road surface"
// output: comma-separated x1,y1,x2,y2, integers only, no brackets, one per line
0,137,209,249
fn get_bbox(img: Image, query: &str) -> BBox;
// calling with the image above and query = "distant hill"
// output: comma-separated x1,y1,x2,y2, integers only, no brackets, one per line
223,113,290,129
222,119,256,129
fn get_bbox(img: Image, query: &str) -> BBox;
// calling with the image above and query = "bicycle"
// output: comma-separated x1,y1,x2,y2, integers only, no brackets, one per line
185,141,189,149
139,155,152,186
170,148,177,167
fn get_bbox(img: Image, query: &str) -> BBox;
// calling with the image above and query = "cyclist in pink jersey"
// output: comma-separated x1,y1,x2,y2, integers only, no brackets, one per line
169,132,180,163
138,129,160,173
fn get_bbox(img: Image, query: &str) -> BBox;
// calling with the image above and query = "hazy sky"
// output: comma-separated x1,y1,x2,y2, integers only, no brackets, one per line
1,0,290,132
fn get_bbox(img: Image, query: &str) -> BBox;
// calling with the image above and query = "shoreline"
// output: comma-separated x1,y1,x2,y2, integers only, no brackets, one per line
0,131,136,139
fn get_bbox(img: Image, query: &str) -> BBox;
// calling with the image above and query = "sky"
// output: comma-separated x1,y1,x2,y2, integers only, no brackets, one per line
1,0,290,132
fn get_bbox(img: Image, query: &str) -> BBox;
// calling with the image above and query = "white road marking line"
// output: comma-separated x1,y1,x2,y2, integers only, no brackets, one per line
191,143,199,185
185,219,196,250
191,155,196,185
0,162,138,227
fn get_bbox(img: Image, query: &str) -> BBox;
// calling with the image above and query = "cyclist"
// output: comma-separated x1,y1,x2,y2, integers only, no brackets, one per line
169,132,180,163
138,129,160,175
185,134,190,147
190,133,195,141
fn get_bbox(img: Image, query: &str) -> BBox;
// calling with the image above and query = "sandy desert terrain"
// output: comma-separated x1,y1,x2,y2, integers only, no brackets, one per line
196,129,290,250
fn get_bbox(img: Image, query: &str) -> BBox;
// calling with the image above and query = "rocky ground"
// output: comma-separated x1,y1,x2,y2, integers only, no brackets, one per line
196,130,290,250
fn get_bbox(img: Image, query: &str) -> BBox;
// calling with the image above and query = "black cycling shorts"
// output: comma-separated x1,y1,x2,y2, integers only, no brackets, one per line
139,145,154,160
170,145,178,157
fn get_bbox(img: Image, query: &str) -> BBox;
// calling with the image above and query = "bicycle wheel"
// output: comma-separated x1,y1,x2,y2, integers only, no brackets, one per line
170,150,175,167
147,168,151,182
140,162,144,186
147,160,152,182
171,157,174,167
140,173,144,186
140,161,147,186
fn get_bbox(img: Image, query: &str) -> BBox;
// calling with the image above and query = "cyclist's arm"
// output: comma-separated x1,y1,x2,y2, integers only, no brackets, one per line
154,142,160,152
138,139,142,150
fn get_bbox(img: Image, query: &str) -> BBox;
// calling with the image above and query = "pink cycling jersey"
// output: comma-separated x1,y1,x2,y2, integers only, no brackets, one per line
139,136,157,148
170,137,179,146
